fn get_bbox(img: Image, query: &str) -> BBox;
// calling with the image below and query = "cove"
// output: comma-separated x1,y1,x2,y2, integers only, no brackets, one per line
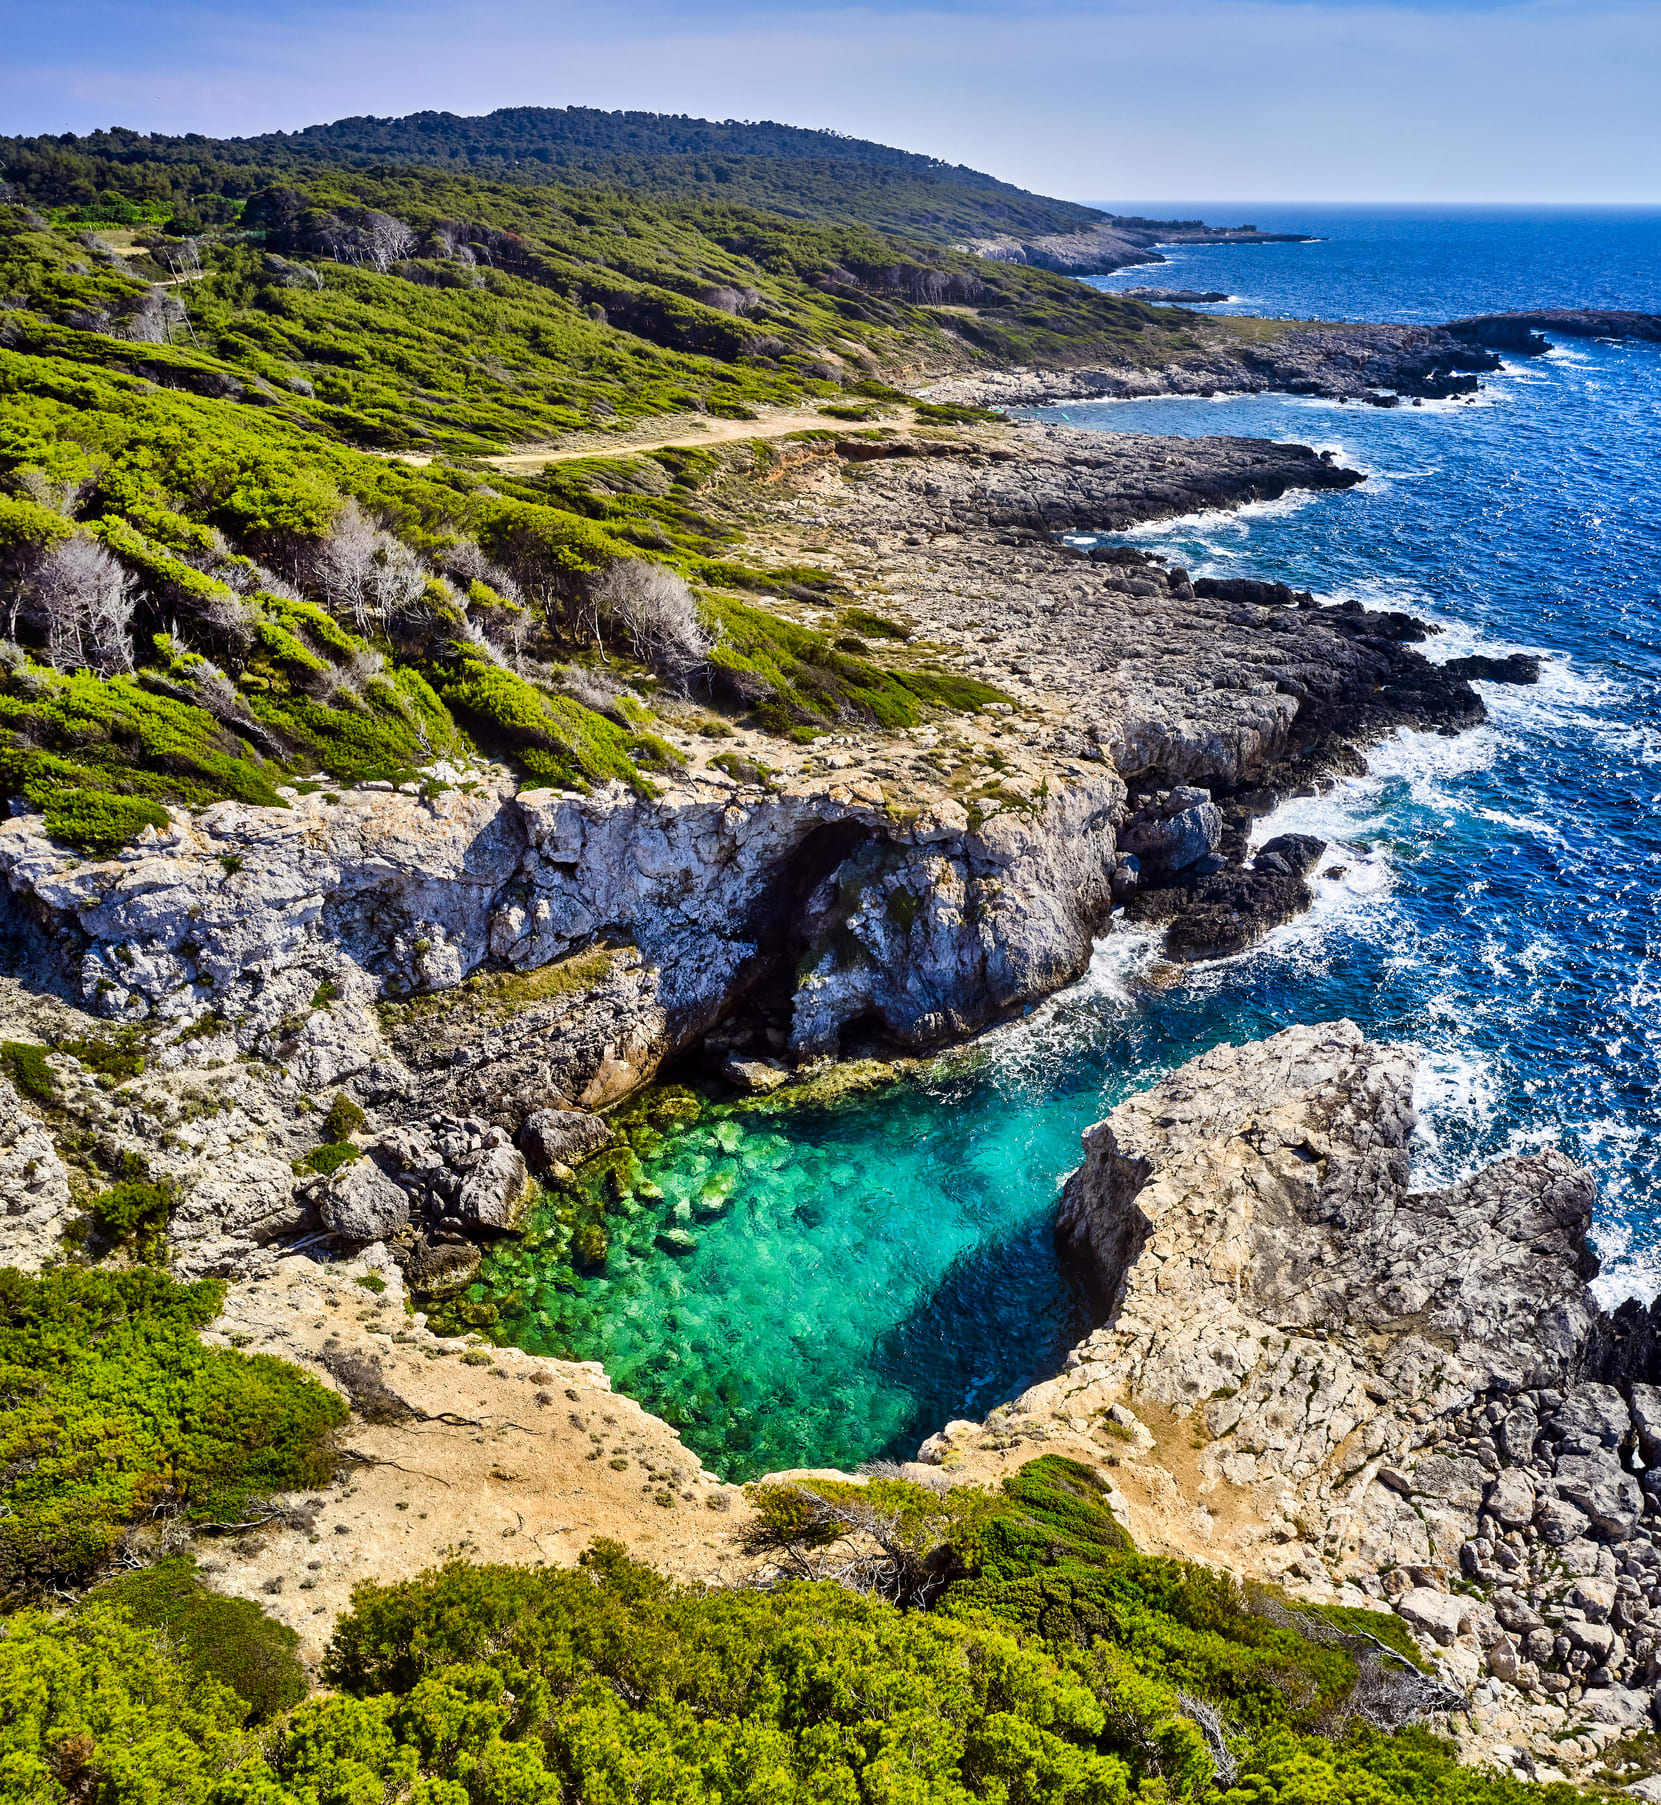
472,209,1661,1480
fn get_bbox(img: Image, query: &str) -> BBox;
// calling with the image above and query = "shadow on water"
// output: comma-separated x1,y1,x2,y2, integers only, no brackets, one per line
869,1212,1097,1459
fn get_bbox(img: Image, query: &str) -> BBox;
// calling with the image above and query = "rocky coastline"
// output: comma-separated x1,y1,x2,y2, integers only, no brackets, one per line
923,318,1504,406
0,419,1521,1282
916,1022,1661,1786
961,216,1316,277
1448,309,1661,354
0,407,1590,1773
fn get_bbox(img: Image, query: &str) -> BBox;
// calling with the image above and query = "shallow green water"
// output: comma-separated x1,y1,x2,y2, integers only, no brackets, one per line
469,992,1137,1479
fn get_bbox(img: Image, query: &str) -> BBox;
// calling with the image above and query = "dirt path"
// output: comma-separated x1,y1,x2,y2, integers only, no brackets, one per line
389,405,918,470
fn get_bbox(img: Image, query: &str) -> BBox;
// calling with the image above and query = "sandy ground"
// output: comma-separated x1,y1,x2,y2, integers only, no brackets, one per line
201,1244,1259,1671
202,1250,762,1668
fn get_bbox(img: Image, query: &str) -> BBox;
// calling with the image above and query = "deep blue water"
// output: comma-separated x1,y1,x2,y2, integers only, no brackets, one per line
482,210,1661,1479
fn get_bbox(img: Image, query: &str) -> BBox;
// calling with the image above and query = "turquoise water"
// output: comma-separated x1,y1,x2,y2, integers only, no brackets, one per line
479,209,1661,1480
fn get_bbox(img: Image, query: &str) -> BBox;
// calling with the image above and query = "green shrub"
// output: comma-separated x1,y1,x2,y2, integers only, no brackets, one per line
317,1543,1135,1801
0,1264,346,1591
84,1555,306,1725
40,787,170,855
0,1603,260,1801
82,1177,173,1261
840,606,910,640
432,643,654,791
975,1454,1136,1577
702,590,1006,731
320,1091,366,1142
304,1141,360,1176
56,1026,147,1082
0,1040,55,1106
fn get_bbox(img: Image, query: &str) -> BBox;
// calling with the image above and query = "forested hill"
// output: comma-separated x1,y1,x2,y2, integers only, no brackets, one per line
0,106,1110,241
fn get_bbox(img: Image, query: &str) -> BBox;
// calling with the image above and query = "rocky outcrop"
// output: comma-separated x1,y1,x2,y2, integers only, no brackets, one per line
960,218,1314,278
923,321,1501,407
1447,310,1661,354
914,1022,1661,1779
1120,288,1231,304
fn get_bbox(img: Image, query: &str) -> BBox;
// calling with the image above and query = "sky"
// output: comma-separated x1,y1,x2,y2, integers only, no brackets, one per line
3,0,1659,204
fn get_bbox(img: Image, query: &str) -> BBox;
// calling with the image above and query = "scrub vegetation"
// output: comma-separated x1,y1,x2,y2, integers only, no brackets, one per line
1,124,1131,843
0,106,1115,241
0,1451,1589,1803
0,111,1591,1805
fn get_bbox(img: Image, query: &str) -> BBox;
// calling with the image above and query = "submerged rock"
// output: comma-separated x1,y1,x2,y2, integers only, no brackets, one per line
403,1235,483,1298
720,1055,791,1094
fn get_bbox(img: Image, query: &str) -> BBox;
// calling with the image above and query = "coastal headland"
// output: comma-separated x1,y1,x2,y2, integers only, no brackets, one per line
5,108,1660,1797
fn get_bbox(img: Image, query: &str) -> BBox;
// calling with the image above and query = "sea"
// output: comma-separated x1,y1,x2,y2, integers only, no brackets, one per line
477,207,1661,1481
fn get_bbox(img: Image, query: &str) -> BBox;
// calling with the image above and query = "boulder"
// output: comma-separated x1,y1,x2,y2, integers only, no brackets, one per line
1254,833,1327,880
1498,1405,1540,1466
320,1156,410,1243
456,1145,535,1234
1441,652,1541,684
1571,1578,1617,1625
720,1055,791,1095
1552,1384,1632,1452
519,1108,612,1171
1631,1384,1661,1465
1534,1495,1593,1546
1555,1450,1643,1539
1494,1592,1545,1635
1563,1616,1620,1664
1397,1587,1472,1646
1123,799,1222,874
403,1236,482,1298
1485,1468,1536,1529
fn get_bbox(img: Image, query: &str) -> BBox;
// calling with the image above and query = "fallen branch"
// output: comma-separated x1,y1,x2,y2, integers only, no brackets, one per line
341,1448,453,1487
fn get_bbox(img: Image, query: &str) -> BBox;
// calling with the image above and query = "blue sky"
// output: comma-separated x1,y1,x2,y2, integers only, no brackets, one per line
4,0,1658,202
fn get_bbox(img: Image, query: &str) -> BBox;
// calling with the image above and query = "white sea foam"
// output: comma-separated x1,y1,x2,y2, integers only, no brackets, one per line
977,921,1163,1091
1118,486,1325,540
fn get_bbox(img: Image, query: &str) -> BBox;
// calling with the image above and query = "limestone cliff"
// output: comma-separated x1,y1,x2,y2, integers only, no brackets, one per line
0,422,1508,1281
918,1023,1661,1784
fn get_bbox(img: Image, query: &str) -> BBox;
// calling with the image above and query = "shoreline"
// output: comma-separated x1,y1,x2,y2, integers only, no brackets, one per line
0,388,1578,1769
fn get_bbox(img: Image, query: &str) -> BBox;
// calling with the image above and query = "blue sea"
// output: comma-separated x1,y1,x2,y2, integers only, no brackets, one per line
481,208,1661,1480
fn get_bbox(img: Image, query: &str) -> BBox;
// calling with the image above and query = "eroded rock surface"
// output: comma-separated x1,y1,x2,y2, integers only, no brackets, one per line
919,1021,1661,1783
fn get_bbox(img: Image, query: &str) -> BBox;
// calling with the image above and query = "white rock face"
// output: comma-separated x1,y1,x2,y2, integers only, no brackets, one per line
1398,1587,1473,1646
0,1072,74,1268
317,1156,410,1243
0,763,1128,1115
1051,1022,1603,1584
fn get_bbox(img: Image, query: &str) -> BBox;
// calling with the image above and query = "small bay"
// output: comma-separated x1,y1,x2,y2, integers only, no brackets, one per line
478,207,1661,1480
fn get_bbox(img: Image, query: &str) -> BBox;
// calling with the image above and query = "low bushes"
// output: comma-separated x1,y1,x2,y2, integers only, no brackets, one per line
79,1177,173,1261
0,1452,1599,1804
703,590,1007,730
0,1265,346,1592
83,1556,306,1724
432,642,669,791
0,1604,256,1801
